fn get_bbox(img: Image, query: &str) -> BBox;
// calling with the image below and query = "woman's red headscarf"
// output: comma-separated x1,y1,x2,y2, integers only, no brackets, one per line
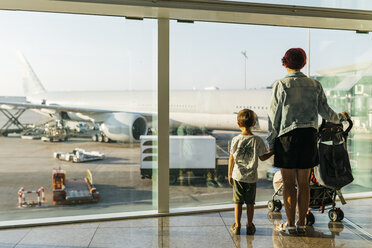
282,48,307,70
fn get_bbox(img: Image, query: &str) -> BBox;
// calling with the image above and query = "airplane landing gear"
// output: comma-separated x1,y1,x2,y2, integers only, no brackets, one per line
92,133,112,143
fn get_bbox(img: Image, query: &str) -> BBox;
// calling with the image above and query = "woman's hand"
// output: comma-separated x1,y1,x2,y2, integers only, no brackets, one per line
342,112,351,120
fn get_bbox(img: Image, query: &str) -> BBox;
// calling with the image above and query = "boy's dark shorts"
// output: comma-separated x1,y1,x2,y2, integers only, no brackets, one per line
233,180,256,205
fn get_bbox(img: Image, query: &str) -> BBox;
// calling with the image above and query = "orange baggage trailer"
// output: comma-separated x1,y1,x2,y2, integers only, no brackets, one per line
52,168,100,205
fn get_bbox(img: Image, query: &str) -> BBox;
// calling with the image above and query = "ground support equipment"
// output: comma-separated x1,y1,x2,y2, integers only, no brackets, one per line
0,109,26,136
54,148,105,163
18,187,45,207
52,169,100,205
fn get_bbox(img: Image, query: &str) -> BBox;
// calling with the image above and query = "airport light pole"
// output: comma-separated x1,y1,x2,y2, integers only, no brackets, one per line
241,51,248,89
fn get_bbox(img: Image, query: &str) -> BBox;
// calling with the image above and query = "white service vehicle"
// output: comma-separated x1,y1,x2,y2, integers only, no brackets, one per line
140,135,227,184
54,148,105,163
21,127,45,140
65,121,89,133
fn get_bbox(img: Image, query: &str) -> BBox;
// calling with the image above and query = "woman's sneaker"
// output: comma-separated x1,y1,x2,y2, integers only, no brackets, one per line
274,223,297,236
246,223,256,235
296,225,306,236
230,223,241,235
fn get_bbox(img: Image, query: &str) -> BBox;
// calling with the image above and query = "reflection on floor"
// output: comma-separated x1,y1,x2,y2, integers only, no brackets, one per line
0,198,371,247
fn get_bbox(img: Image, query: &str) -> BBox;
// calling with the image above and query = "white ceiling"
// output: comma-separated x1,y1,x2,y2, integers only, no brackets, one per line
1,0,372,31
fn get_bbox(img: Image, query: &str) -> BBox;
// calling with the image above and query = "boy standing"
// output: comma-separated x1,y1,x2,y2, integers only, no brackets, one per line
229,109,273,235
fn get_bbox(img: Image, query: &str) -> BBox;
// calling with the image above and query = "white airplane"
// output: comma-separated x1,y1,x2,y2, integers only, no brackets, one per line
0,53,271,142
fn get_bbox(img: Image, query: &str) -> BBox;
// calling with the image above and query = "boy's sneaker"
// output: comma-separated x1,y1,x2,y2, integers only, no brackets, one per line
246,223,256,235
230,223,241,235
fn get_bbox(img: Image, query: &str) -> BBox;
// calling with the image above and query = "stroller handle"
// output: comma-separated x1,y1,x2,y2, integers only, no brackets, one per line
344,118,353,134
318,117,353,136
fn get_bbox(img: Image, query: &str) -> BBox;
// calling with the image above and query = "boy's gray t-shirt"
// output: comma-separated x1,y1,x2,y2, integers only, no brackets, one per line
230,134,267,183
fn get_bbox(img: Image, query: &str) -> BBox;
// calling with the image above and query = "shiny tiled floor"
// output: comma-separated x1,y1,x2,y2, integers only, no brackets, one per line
0,198,371,248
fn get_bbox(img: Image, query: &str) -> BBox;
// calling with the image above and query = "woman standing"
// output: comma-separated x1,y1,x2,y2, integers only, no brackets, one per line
267,48,348,235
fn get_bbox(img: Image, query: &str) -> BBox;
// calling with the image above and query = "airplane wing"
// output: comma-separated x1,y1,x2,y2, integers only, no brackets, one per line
0,100,153,123
0,100,115,114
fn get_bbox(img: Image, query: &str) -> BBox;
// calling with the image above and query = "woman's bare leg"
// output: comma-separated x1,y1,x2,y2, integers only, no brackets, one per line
280,168,297,227
296,169,311,226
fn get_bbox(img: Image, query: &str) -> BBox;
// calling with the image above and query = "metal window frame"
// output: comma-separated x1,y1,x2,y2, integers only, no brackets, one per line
2,0,372,31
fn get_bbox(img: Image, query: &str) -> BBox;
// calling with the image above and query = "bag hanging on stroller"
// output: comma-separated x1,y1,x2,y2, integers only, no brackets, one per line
314,118,353,190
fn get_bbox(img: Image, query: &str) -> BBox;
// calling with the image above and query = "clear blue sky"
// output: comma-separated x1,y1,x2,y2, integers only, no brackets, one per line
0,9,371,96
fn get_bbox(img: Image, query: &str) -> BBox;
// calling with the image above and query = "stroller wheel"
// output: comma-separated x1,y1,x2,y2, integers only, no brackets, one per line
336,208,344,221
305,211,315,226
328,209,339,222
274,200,282,211
268,200,275,212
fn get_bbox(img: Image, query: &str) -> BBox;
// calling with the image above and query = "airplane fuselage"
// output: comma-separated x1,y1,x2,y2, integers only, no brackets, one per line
26,88,272,131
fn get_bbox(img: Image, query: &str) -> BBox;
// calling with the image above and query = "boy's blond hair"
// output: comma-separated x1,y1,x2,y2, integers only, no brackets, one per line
237,109,255,129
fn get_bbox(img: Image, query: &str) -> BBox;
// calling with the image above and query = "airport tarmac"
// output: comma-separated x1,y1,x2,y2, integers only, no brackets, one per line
1,109,371,224
0,110,274,222
0,134,274,222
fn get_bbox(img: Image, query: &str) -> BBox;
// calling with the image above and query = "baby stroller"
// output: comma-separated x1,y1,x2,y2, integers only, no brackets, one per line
268,118,353,225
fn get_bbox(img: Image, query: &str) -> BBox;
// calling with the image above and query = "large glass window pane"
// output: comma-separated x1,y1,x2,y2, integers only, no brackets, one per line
169,20,372,210
310,29,372,193
0,11,157,222
169,21,308,208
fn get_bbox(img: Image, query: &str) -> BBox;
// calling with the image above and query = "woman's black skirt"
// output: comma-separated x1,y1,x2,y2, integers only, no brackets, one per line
274,128,318,169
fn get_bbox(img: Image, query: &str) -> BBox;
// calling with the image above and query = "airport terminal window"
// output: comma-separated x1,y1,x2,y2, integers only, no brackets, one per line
1,8,372,226
169,20,372,210
310,28,372,193
0,11,158,222
169,21,307,209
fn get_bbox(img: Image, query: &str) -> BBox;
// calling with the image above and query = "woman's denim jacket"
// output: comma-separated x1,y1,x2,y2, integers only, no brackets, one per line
267,71,346,149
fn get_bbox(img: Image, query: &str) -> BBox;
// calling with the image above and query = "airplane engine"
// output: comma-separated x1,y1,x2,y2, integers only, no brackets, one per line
100,113,148,142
